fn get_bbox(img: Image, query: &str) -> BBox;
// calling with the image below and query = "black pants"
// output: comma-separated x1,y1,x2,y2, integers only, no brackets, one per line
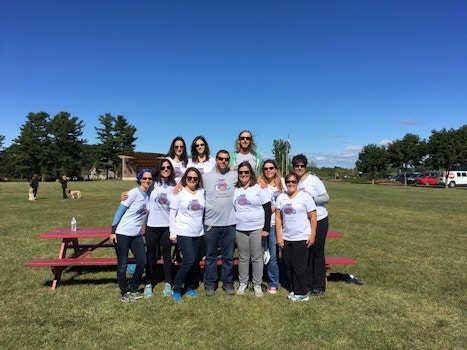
306,216,329,292
282,240,309,295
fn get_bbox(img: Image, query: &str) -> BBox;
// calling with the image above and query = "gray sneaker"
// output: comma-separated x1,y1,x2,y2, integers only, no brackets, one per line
205,285,215,297
131,291,143,300
222,284,235,296
121,292,135,303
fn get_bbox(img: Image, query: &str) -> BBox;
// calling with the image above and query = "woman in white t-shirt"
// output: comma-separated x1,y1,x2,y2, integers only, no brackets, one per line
166,136,188,183
276,173,317,302
110,168,153,303
169,167,205,301
233,161,271,297
187,135,216,175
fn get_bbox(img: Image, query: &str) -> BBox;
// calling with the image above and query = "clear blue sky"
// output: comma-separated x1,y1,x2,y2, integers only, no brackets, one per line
1,0,466,168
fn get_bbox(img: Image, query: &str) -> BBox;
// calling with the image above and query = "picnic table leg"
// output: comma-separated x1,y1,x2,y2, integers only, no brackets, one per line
50,266,66,291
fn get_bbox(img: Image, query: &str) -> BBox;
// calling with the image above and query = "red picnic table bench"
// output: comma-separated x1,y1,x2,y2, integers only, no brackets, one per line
26,228,356,290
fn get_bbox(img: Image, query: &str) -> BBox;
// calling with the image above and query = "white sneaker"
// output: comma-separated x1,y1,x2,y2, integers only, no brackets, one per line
287,291,295,300
254,285,263,297
237,283,248,295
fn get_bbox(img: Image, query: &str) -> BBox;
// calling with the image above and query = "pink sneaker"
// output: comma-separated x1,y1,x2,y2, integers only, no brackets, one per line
267,287,278,294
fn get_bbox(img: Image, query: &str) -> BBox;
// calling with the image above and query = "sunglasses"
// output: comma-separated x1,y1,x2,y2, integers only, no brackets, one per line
174,145,184,149
141,177,153,181
187,176,198,182
239,171,250,175
294,164,306,168
217,157,230,162
195,143,205,148
161,166,172,171
263,166,275,171
240,136,251,141
286,180,297,184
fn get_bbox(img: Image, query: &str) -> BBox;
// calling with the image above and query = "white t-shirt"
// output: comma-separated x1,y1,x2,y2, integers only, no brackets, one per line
168,157,187,183
146,181,175,227
233,184,270,231
267,183,284,228
276,191,316,241
187,157,216,175
169,187,205,238
116,187,149,237
298,174,329,221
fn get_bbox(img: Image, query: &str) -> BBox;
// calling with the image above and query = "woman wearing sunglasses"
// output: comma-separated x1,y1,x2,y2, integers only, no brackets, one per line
187,135,216,174
166,136,188,183
260,159,284,294
169,167,205,301
142,158,177,299
275,173,317,302
229,130,263,177
110,168,154,303
234,161,271,297
292,154,330,296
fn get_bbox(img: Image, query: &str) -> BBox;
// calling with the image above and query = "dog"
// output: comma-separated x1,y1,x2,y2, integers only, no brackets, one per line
68,190,82,199
28,188,35,201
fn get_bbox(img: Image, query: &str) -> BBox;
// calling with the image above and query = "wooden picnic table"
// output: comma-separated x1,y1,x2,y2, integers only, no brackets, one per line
26,227,355,290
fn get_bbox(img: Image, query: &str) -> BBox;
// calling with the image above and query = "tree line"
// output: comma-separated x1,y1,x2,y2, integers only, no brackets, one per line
0,112,137,181
356,125,467,185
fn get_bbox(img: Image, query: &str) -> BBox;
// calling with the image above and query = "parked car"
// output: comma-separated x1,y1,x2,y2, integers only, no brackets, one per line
415,175,438,186
390,173,409,184
407,173,420,185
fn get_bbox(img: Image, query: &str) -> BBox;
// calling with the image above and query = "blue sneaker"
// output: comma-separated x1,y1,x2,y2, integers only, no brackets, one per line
163,283,172,297
186,289,199,298
144,284,154,298
172,292,182,301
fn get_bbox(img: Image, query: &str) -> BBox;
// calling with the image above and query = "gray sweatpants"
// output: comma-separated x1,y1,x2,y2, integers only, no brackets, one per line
236,229,263,286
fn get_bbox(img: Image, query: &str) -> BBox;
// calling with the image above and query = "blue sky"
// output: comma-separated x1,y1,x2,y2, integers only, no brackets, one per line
1,0,466,168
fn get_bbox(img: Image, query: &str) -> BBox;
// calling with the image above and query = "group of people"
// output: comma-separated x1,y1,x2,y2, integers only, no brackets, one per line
110,130,330,303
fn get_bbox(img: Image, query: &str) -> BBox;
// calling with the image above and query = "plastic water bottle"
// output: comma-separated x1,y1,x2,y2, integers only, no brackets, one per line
71,217,77,231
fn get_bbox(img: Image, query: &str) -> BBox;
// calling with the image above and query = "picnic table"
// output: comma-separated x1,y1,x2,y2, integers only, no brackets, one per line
26,227,356,290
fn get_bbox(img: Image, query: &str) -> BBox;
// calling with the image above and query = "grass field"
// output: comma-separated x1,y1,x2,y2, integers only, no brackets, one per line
0,180,465,349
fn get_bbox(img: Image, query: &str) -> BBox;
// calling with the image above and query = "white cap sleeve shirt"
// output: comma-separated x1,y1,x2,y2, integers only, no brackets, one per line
233,184,270,231
298,174,328,220
146,181,174,227
276,191,316,241
187,157,216,175
169,188,205,238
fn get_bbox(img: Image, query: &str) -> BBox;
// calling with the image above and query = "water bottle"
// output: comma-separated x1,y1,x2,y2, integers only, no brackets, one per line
71,217,77,231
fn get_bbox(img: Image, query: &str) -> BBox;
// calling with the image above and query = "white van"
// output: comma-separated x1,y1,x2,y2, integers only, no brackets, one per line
438,170,467,188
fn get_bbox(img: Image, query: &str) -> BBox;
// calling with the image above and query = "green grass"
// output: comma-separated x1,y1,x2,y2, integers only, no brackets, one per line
1,180,466,349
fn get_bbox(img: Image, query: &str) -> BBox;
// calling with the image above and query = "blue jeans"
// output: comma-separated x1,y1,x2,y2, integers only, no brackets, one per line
114,234,147,296
264,226,279,289
203,225,236,288
173,236,201,294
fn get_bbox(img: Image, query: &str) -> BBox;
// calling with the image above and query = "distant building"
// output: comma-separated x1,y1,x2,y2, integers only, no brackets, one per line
119,152,165,180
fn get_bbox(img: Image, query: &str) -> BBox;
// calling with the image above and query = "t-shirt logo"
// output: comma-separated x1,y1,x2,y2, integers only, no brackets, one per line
156,193,169,205
283,203,296,215
235,194,250,206
188,199,202,211
215,179,230,192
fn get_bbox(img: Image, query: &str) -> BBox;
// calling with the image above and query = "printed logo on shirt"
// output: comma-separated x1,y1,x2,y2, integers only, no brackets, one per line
136,204,149,215
155,193,170,205
215,179,230,192
174,167,182,178
188,199,203,211
282,203,296,215
234,194,250,206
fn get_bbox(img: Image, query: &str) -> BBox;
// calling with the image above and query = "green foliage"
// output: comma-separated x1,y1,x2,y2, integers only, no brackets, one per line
1,181,465,349
356,144,389,182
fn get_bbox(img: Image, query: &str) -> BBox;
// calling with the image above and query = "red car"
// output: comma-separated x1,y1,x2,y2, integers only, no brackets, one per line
415,175,438,186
